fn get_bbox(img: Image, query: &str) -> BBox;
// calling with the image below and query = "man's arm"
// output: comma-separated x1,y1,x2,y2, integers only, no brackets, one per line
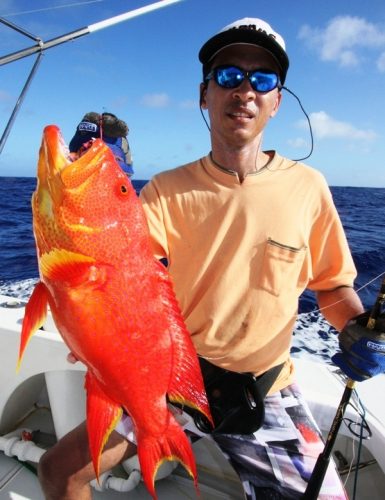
316,286,364,331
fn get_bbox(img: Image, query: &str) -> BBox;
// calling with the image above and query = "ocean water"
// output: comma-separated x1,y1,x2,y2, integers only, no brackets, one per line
0,176,384,364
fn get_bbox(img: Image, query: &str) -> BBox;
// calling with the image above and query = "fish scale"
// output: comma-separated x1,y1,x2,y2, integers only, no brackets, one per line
17,125,213,499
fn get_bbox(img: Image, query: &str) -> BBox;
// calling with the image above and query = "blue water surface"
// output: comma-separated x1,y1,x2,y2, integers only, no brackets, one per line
1,177,383,310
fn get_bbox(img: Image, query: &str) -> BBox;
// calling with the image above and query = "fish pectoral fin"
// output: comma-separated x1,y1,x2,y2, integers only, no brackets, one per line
39,249,96,284
17,281,49,372
40,249,111,289
137,414,198,499
85,372,123,480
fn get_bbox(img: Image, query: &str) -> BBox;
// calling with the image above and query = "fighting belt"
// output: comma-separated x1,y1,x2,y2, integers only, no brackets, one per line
194,358,284,435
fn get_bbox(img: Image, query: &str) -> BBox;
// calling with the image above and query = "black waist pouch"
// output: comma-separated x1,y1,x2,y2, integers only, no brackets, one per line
194,358,284,435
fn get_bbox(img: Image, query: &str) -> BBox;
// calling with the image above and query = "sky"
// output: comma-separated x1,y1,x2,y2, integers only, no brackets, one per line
0,0,385,187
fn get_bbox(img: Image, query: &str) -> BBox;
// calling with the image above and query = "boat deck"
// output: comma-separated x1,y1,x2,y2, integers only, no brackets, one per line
1,294,385,499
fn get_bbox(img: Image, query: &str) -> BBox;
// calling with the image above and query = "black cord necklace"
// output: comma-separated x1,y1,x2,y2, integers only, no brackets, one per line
200,86,314,163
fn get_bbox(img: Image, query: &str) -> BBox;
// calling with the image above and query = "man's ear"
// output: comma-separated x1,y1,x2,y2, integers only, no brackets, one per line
200,83,208,110
270,91,282,118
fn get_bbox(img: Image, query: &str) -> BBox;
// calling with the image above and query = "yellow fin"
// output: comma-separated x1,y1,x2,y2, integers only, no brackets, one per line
17,282,49,373
40,249,96,282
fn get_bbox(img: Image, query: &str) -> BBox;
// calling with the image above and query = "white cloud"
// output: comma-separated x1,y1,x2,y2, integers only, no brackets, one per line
140,93,170,108
179,99,196,110
298,16,385,68
299,111,377,142
377,52,385,72
287,137,308,149
109,96,128,109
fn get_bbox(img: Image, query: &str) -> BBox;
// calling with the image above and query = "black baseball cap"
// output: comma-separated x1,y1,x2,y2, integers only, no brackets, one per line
199,18,289,84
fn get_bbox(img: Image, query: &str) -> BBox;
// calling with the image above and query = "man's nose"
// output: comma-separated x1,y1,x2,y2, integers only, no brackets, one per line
232,79,256,101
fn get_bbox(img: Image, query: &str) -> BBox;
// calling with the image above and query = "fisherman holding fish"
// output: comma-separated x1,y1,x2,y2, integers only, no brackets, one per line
36,17,385,500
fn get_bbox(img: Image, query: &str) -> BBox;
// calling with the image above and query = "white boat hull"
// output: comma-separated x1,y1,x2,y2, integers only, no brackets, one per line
1,294,384,499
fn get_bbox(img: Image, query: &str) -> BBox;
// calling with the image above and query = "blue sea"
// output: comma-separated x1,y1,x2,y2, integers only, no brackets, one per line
0,176,384,363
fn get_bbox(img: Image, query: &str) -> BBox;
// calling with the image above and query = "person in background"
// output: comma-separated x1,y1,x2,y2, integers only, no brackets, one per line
69,111,134,176
38,17,385,500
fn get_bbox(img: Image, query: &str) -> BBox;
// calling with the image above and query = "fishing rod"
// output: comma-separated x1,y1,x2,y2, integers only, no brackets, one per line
303,276,385,499
0,0,183,154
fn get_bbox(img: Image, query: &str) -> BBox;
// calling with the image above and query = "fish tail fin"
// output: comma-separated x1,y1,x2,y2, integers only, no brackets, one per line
85,372,123,480
137,415,198,499
17,281,49,373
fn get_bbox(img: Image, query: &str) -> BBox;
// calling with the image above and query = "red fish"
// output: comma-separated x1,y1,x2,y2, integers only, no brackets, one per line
18,125,212,498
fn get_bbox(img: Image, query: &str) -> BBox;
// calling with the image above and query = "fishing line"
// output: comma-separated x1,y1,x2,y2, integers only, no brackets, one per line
342,390,371,440
342,430,356,488
2,1,103,17
311,269,385,316
343,391,370,500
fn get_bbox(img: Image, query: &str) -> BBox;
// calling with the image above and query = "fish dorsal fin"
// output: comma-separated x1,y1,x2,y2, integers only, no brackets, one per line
17,281,49,372
40,249,96,283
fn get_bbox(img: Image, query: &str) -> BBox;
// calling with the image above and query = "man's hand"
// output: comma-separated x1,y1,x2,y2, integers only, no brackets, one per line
332,312,385,381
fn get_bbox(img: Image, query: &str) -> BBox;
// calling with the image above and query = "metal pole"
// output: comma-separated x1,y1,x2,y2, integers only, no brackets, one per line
88,0,182,33
0,52,43,154
0,0,183,153
0,0,182,66
0,17,42,42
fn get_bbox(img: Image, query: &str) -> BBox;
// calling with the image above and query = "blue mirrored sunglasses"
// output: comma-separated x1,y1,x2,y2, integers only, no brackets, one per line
206,65,281,93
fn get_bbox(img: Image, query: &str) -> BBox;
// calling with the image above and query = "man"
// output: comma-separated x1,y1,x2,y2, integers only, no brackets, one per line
69,111,134,176
38,18,385,499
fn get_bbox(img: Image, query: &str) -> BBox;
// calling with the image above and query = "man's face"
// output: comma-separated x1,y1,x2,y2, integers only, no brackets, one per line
201,45,282,147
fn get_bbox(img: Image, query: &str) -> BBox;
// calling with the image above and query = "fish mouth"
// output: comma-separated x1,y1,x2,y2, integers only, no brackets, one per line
39,125,110,190
35,124,114,212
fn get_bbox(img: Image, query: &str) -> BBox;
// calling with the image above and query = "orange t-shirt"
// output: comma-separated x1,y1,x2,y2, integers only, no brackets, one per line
139,153,357,392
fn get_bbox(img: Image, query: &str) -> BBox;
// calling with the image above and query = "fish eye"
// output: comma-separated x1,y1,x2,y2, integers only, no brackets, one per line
119,183,129,195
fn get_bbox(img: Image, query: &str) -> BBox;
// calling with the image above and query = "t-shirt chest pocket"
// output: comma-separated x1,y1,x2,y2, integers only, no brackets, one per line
259,238,307,296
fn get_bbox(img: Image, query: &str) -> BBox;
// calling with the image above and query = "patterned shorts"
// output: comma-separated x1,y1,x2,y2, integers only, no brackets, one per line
115,382,347,499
